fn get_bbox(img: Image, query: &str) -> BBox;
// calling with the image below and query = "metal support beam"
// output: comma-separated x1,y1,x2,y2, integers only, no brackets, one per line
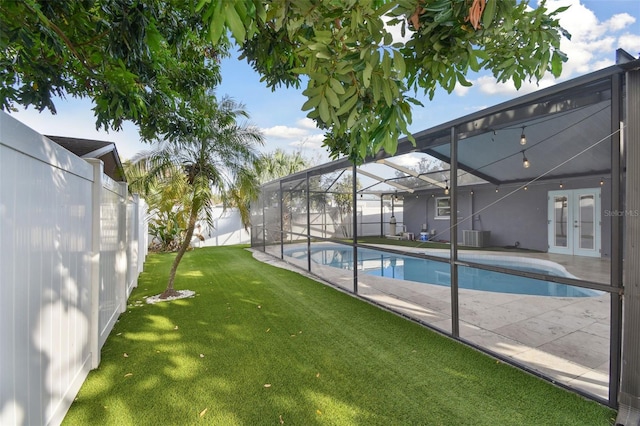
375,158,447,189
380,196,384,237
450,128,460,337
279,180,284,259
261,193,266,252
610,72,624,408
617,68,640,426
306,172,311,272
356,168,415,193
353,164,358,294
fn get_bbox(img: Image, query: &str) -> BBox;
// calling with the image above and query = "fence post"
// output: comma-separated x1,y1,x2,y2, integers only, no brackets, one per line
118,182,128,313
131,194,140,287
86,158,103,369
139,198,147,273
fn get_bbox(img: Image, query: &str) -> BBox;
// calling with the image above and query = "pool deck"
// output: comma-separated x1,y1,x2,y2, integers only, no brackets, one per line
250,244,613,402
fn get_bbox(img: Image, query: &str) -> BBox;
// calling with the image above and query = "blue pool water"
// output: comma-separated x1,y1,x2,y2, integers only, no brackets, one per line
285,246,600,298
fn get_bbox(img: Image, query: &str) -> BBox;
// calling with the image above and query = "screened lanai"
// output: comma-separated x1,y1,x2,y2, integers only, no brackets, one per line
251,50,640,418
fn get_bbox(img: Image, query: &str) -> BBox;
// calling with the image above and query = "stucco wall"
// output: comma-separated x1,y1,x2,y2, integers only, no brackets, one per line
403,178,611,257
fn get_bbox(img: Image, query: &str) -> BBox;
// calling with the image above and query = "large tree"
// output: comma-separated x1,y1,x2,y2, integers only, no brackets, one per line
0,0,225,141
131,95,263,298
199,0,569,162
2,1,569,161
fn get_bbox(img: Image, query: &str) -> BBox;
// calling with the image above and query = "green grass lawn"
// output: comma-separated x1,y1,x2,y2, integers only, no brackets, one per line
63,246,615,425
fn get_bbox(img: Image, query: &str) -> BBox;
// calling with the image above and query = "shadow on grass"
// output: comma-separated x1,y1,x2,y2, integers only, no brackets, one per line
63,247,615,426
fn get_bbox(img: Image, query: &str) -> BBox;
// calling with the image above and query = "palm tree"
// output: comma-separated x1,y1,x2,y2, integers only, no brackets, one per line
256,148,310,183
125,160,193,251
132,96,263,298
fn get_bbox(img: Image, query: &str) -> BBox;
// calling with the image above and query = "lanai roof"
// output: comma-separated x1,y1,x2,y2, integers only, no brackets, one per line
281,49,640,192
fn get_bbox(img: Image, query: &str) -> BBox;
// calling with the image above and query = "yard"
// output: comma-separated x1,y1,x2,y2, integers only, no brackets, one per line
63,246,615,425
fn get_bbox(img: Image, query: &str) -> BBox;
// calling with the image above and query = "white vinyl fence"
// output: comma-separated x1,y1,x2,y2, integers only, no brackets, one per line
0,111,148,426
198,207,251,247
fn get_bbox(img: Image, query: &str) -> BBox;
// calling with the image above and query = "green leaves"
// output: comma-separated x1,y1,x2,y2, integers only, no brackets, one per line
2,0,227,144
219,0,568,162
482,0,497,30
2,0,571,165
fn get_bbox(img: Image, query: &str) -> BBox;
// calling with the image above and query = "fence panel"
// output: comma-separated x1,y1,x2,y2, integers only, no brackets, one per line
97,178,127,349
0,113,94,426
0,111,147,426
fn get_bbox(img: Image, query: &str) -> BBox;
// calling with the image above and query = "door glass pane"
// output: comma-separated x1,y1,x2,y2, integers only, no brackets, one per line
554,196,568,247
579,195,595,249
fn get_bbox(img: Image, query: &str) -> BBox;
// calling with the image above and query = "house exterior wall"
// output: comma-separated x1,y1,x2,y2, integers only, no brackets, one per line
0,111,147,426
403,178,611,258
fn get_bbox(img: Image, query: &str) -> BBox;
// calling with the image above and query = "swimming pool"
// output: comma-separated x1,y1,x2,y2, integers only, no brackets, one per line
285,246,600,297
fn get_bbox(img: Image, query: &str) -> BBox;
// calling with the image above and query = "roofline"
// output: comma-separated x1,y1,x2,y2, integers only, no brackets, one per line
46,135,127,183
397,64,626,150
268,59,637,185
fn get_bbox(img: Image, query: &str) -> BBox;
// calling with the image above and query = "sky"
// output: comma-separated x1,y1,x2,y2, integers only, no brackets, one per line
9,0,640,165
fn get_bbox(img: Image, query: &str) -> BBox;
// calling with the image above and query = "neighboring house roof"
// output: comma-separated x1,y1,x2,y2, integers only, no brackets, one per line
46,135,126,182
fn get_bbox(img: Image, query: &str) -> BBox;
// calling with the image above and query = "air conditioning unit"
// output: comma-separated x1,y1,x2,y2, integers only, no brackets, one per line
463,230,490,248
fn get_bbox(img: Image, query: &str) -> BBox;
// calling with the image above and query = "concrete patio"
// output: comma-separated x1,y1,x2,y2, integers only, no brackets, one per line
252,244,613,401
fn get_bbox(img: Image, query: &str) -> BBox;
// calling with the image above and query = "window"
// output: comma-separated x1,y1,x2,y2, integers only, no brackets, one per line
435,197,450,219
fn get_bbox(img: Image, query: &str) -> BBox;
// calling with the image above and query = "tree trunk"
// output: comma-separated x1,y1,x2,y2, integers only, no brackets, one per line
160,205,199,299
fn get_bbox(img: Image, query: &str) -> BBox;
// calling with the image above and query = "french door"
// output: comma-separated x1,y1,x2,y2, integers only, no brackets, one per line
548,188,601,257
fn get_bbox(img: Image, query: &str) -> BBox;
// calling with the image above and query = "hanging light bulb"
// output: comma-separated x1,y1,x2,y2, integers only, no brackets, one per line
600,177,605,186
520,126,527,145
444,179,449,195
495,186,499,193
559,182,564,188
522,151,530,168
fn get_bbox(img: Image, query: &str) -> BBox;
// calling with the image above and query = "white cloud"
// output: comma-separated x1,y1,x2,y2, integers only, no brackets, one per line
387,152,423,168
296,117,320,130
474,75,555,97
290,133,325,150
604,13,636,32
259,119,326,158
460,0,638,99
547,1,635,77
454,85,472,97
619,33,640,55
261,125,309,139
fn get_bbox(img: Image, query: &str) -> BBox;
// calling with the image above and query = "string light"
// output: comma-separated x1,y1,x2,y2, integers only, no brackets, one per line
600,177,604,186
520,126,527,145
444,179,449,195
559,181,564,188
522,151,530,168
524,186,528,191
495,186,499,193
